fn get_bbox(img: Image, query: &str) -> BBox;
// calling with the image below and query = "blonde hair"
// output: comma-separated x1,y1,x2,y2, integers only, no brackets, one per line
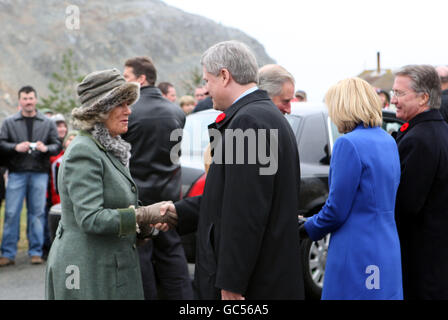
179,95,195,107
325,77,382,133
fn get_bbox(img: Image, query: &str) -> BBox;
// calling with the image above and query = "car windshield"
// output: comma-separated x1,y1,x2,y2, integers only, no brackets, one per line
285,116,301,135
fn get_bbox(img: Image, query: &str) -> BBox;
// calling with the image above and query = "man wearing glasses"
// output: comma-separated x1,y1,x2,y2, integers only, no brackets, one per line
392,65,448,299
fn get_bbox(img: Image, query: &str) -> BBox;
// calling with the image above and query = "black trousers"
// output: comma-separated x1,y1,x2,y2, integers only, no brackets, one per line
138,229,193,300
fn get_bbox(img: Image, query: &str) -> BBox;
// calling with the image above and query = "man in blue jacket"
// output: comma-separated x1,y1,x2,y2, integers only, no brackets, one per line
0,86,61,266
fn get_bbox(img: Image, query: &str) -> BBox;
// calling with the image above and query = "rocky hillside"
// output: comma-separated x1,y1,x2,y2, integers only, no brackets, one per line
0,0,275,120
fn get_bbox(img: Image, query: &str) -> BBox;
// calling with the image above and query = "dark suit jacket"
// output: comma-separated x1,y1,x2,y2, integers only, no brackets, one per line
192,96,213,113
438,89,448,122
175,89,305,299
395,109,448,299
122,86,192,300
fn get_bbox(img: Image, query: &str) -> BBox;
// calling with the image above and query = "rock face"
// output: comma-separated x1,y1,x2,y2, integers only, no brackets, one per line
0,0,275,120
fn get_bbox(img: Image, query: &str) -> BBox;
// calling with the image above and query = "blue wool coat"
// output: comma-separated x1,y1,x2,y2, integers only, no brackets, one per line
304,125,403,300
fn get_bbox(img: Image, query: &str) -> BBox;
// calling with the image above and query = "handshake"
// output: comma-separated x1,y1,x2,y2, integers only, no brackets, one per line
134,201,178,239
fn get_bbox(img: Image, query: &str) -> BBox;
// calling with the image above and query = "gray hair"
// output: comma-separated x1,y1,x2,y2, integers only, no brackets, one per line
200,40,259,85
258,64,295,97
436,65,448,84
395,65,441,109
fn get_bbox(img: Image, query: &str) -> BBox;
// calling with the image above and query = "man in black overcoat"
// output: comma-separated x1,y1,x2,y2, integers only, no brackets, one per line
436,66,448,123
393,65,448,299
158,41,305,300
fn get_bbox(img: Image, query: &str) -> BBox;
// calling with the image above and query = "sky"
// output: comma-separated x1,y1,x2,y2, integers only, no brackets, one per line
162,0,447,102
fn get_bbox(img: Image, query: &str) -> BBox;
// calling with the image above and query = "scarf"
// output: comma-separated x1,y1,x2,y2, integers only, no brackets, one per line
91,123,131,167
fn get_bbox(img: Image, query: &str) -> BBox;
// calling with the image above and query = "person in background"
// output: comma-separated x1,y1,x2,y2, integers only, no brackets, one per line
295,90,307,102
0,159,6,210
179,95,196,115
40,109,54,118
45,68,174,299
436,65,448,123
0,86,61,267
123,57,193,300
158,82,177,103
301,77,403,300
192,95,213,113
375,88,391,110
52,114,68,143
45,130,78,247
42,113,70,259
258,64,295,114
392,64,448,299
194,86,207,104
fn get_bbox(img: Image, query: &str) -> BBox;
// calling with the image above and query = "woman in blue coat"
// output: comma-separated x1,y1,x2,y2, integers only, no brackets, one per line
302,78,403,300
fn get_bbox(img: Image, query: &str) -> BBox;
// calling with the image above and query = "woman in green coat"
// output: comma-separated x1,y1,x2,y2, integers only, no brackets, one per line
45,69,177,300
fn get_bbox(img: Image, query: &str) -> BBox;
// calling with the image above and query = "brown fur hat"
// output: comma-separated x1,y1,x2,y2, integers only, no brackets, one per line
71,68,139,130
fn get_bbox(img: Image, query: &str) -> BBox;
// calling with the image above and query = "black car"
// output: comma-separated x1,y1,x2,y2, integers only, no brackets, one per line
176,104,405,299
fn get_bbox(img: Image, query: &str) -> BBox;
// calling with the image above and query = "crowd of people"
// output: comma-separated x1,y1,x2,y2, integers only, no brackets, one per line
0,39,448,301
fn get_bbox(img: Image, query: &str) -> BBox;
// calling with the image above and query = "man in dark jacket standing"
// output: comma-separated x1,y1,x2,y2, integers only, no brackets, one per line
0,86,61,266
122,57,193,300
392,65,448,299
160,41,305,300
436,65,448,122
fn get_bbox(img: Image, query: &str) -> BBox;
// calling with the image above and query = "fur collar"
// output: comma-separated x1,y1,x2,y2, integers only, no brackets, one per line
91,123,131,167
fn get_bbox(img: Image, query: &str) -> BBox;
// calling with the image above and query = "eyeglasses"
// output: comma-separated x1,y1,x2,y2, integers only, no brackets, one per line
391,90,411,98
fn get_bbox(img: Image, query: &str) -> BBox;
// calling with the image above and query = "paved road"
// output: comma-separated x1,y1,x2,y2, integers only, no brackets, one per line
0,252,46,300
0,252,195,300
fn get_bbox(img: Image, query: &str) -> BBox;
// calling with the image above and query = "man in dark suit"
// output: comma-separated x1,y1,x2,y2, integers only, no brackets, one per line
159,41,305,300
122,57,193,300
436,65,448,122
392,64,448,299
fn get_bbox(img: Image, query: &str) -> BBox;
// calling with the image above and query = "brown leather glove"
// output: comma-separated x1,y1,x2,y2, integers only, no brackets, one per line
134,201,178,229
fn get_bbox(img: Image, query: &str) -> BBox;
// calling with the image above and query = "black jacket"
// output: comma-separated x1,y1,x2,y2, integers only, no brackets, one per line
192,96,213,113
439,89,448,123
0,111,61,172
175,89,305,300
395,109,448,299
122,86,186,204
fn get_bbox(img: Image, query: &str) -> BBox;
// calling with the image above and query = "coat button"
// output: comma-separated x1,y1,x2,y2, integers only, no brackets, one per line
131,186,136,193
132,244,136,249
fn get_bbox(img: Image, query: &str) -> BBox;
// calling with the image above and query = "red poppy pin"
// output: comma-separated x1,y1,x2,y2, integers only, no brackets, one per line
400,122,409,132
215,113,226,123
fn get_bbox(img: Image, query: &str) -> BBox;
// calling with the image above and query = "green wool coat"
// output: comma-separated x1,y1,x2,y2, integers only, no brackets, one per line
45,131,144,300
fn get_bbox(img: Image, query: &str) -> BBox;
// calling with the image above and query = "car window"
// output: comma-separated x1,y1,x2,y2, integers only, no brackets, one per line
286,116,301,133
298,114,330,165
328,118,342,152
181,111,220,158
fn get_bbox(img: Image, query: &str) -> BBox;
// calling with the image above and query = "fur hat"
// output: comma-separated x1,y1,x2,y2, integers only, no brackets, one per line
71,68,139,130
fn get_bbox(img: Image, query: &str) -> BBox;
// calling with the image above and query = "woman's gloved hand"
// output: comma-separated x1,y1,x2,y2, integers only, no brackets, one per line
134,201,178,229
